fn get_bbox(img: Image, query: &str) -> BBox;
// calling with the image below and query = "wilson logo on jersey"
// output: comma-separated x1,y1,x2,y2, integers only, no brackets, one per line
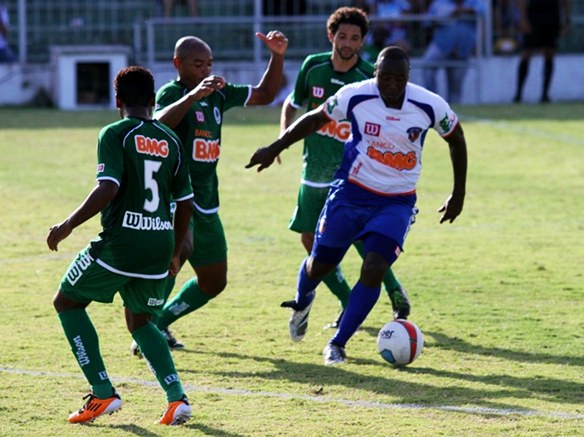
364,122,381,136
122,211,173,230
312,86,324,98
195,111,205,122
367,147,417,171
193,139,220,162
317,120,351,141
96,163,105,173
135,135,169,158
66,251,94,286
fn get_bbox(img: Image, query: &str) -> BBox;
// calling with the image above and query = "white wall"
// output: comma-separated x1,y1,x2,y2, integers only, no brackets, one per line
1,54,583,107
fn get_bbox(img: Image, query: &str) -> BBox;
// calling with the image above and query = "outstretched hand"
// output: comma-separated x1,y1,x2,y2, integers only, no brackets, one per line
438,193,465,224
245,145,280,172
256,30,288,56
189,75,226,100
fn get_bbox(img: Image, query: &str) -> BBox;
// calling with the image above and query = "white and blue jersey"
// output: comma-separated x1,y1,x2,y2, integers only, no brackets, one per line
323,79,458,197
313,80,459,254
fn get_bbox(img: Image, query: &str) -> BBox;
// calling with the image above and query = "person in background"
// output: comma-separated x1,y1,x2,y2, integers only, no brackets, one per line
47,66,194,425
141,30,288,351
280,7,411,334
513,0,571,103
0,3,16,62
421,0,484,104
247,46,467,365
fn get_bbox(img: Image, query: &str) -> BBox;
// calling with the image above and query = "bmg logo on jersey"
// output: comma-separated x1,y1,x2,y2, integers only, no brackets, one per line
364,122,381,136
135,135,169,158
193,139,220,162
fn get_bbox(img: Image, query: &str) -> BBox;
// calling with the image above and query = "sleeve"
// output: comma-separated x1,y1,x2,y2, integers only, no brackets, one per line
222,83,252,111
155,85,181,113
96,126,123,186
289,56,311,108
322,85,351,123
432,96,459,137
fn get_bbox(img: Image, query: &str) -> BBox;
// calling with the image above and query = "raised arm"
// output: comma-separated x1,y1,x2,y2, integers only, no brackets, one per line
246,106,330,172
438,123,468,224
155,76,226,128
247,31,289,106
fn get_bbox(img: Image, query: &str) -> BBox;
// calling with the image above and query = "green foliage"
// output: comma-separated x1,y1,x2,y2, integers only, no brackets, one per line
0,104,583,436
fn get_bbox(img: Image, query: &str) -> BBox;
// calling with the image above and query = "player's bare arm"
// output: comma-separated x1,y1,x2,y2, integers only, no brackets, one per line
155,75,226,128
46,180,118,251
438,124,468,224
246,107,330,172
247,30,288,105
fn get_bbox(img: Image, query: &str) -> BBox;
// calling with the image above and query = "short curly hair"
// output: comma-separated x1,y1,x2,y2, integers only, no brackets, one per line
114,66,155,107
327,7,369,38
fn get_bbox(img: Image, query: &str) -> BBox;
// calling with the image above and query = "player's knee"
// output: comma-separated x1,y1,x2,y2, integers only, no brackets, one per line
199,276,227,296
360,254,389,287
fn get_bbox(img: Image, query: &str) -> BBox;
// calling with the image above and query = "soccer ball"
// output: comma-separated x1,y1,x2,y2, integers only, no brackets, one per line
377,319,424,366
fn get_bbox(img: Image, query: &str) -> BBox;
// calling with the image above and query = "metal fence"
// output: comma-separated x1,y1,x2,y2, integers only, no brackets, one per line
3,0,583,64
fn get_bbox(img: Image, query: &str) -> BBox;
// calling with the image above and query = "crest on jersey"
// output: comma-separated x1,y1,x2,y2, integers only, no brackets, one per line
195,111,205,122
407,127,423,142
312,86,325,98
213,107,221,124
364,122,381,136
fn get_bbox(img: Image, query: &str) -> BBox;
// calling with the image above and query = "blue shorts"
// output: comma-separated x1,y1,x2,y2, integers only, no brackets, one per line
312,182,417,262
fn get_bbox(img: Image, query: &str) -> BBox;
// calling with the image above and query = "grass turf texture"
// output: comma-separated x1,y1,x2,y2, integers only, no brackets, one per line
0,104,582,436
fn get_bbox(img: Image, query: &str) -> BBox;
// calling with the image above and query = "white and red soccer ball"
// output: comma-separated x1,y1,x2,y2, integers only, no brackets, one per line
377,319,424,366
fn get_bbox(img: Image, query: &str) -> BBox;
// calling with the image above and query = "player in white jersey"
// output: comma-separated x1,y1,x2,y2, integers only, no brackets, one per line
246,46,467,366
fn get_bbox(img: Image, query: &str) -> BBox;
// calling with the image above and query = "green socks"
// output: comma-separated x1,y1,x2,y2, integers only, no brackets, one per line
132,323,184,402
58,308,114,399
155,278,213,330
322,265,351,309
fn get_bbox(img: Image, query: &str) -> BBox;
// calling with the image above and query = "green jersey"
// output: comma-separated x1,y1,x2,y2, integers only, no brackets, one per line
92,116,193,277
289,52,374,185
155,80,251,213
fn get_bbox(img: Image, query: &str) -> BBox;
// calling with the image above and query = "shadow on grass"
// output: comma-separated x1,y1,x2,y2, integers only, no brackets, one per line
176,340,583,414
101,422,244,436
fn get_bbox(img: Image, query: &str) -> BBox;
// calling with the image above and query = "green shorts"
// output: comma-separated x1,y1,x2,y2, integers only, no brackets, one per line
288,184,330,234
188,208,227,266
59,248,167,315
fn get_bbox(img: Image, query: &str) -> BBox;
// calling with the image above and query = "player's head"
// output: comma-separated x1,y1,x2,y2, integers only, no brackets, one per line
114,66,155,108
374,46,410,106
327,7,369,61
173,36,213,89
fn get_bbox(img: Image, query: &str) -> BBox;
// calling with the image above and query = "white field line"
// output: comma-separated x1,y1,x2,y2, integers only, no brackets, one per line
1,366,583,420
459,115,584,146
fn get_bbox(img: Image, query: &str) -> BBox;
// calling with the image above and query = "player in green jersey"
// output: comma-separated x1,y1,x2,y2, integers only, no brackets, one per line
279,7,410,328
149,30,288,347
48,66,195,426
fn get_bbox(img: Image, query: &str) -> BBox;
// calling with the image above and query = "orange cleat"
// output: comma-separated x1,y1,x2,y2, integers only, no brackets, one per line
67,391,122,424
159,395,192,425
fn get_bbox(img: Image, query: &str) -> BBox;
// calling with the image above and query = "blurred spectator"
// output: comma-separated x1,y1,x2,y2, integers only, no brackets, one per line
161,0,198,18
263,0,307,15
513,0,571,103
421,0,484,104
357,0,413,52
0,3,16,62
493,0,520,54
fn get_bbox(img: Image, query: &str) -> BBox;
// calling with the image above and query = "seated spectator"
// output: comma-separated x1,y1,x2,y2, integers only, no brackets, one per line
421,0,484,103
357,0,413,52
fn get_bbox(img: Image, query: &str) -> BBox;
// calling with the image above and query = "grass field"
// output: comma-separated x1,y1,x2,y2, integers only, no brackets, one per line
0,103,583,436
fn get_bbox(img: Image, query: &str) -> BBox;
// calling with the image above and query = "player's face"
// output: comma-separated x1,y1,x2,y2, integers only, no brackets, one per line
375,59,409,108
329,23,364,61
176,46,213,89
